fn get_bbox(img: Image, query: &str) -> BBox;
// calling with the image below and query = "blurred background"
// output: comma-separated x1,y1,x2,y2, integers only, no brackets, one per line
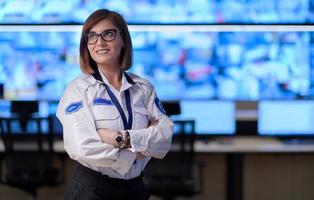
0,0,314,200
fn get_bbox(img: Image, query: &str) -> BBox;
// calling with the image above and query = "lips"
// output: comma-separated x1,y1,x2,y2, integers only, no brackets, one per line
96,49,110,54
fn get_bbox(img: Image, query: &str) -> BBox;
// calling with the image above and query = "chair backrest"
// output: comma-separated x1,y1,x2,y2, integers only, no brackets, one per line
161,101,181,116
0,114,62,197
0,83,3,99
144,120,203,199
165,120,195,179
10,100,39,115
0,116,54,153
10,100,39,132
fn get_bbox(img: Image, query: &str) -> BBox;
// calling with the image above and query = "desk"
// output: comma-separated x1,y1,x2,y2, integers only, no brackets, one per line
54,137,314,200
194,137,314,153
0,139,66,153
2,137,314,200
195,137,314,200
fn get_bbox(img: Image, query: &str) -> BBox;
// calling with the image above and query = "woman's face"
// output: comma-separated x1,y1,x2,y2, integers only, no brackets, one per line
87,19,124,68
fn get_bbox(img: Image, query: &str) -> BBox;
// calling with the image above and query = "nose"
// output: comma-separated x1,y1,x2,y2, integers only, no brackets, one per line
96,35,106,46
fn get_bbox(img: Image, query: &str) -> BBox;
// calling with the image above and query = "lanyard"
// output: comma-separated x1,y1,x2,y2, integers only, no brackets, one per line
103,84,133,130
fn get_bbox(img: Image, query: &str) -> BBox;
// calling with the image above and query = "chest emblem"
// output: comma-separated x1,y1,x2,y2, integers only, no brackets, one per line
93,98,113,106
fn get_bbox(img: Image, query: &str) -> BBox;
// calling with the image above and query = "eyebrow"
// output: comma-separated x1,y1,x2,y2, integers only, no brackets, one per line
88,28,117,33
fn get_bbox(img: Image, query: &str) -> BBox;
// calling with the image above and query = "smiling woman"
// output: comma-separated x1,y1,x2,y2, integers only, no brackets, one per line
85,19,124,80
56,9,174,200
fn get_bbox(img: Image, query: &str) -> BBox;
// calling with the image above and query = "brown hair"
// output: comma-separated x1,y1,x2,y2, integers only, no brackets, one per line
79,9,133,74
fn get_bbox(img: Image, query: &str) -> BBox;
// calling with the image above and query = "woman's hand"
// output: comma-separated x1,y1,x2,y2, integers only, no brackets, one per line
136,152,145,160
98,129,147,161
148,119,159,128
97,118,159,150
130,119,159,159
97,128,118,147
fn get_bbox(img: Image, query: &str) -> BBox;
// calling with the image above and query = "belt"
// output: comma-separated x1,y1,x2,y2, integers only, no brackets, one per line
75,163,143,186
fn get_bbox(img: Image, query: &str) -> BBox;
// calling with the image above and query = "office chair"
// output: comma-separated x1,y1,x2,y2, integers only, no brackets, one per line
144,120,205,200
0,101,65,198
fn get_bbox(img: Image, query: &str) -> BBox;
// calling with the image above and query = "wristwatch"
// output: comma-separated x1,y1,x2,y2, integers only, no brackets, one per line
115,131,131,149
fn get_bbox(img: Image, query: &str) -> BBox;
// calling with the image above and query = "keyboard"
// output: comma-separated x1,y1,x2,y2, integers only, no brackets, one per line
281,139,314,145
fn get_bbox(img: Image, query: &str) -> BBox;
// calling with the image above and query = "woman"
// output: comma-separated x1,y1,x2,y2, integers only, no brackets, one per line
56,9,173,200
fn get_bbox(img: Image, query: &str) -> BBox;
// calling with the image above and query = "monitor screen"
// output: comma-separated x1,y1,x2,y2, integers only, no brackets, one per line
172,100,236,135
0,28,313,100
0,0,312,24
258,100,314,136
0,100,62,136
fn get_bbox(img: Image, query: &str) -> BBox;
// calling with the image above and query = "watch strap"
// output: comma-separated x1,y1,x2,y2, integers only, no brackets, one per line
116,131,131,149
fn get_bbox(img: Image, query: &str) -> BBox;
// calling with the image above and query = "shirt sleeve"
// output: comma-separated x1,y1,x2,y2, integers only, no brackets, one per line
56,83,136,175
128,84,174,159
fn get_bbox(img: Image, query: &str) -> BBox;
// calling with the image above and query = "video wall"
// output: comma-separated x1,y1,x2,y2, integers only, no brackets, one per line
0,29,313,100
0,0,314,137
1,0,313,101
0,31,81,100
0,0,313,24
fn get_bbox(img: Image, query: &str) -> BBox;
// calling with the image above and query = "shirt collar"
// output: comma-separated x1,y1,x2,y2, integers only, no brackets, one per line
92,68,135,91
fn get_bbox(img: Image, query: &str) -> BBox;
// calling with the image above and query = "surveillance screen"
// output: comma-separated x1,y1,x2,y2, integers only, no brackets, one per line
0,30,313,100
0,0,312,24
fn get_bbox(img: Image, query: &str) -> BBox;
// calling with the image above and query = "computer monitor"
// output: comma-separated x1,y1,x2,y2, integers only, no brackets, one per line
172,100,236,137
258,100,314,137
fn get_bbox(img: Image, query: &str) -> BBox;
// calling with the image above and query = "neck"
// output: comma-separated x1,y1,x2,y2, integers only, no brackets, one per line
98,66,122,90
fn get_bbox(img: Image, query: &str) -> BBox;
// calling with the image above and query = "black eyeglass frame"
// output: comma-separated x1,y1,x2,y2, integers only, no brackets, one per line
84,29,118,44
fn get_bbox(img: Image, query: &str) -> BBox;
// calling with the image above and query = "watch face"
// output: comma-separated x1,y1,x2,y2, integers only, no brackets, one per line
115,135,122,143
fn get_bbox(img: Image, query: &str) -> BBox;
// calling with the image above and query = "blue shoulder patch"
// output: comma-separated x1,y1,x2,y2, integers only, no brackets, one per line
65,101,83,114
93,98,113,106
155,97,167,115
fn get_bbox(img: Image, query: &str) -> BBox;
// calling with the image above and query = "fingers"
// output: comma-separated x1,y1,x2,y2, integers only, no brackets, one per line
148,119,159,127
136,152,145,160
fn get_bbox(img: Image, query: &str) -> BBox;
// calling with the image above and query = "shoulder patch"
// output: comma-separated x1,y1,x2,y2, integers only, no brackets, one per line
65,101,83,114
93,98,113,106
155,97,167,115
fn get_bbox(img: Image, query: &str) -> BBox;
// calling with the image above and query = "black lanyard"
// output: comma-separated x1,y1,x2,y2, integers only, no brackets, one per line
103,83,133,130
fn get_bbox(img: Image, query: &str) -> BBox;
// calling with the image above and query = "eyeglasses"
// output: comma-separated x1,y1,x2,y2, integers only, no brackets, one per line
85,29,118,44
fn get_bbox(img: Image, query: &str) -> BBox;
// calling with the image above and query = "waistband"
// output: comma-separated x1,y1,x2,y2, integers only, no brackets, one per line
75,163,143,186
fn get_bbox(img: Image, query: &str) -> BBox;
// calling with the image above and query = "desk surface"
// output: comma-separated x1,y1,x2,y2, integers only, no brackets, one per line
1,137,314,154
194,137,314,153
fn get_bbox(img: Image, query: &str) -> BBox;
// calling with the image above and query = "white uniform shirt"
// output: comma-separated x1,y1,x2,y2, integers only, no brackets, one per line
56,70,174,180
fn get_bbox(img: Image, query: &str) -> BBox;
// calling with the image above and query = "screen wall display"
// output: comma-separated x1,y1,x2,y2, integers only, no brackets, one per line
0,29,312,101
0,0,313,24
